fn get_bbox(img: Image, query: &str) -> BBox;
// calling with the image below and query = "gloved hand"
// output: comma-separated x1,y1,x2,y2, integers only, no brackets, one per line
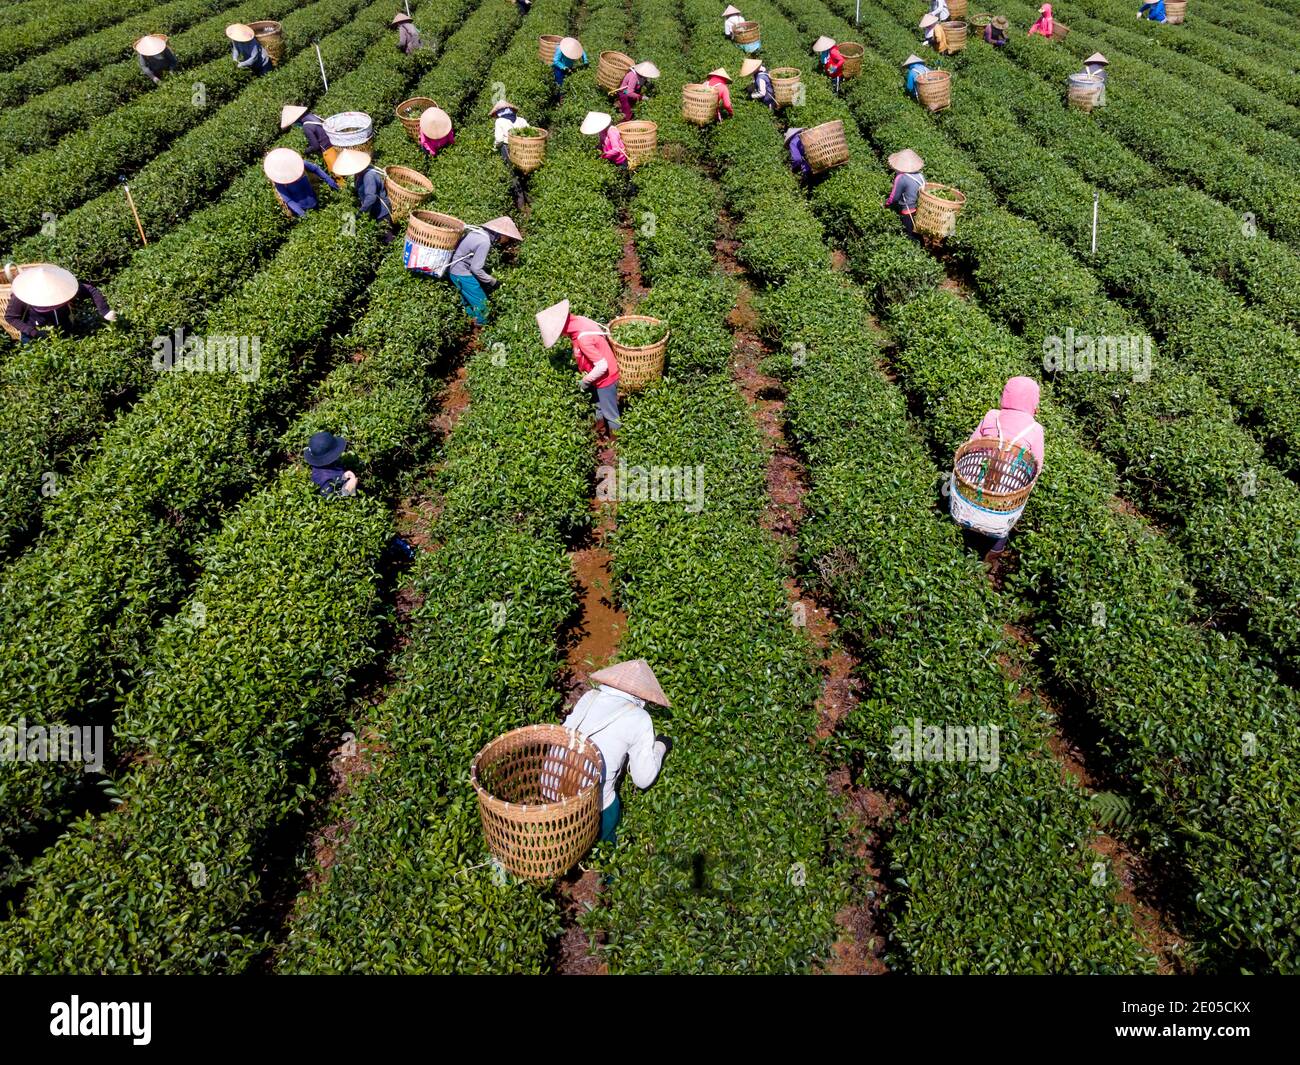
578,376,591,391
655,734,674,756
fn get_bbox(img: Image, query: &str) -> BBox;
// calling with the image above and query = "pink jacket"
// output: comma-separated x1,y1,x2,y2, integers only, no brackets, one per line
708,74,734,115
419,129,455,156
1028,4,1053,36
968,376,1045,468
600,126,627,164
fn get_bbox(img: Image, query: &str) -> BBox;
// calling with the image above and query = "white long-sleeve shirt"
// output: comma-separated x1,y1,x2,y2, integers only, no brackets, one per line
562,685,665,809
724,13,744,37
494,112,529,146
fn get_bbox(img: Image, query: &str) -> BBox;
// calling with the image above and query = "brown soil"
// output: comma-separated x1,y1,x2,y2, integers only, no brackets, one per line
616,221,648,315
553,868,609,975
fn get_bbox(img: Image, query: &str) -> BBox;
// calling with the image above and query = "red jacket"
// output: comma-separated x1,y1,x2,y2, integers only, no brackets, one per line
707,75,733,116
823,45,844,77
565,315,620,387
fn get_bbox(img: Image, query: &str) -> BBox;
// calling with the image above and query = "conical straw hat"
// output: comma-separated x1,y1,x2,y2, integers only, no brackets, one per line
391,12,413,24
708,67,732,82
11,265,78,308
488,99,517,115
559,36,584,60
134,35,168,57
1084,52,1109,65
723,5,741,16
901,54,925,67
225,23,255,42
580,110,612,135
590,659,671,707
263,147,305,184
280,104,309,129
739,57,762,77
419,106,452,138
887,148,924,173
330,148,371,177
632,61,660,78
536,299,570,348
920,13,940,29
482,215,523,241
812,35,836,52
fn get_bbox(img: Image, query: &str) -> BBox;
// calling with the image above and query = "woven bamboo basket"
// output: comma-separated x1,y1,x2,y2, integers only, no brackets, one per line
916,69,951,112
940,21,968,53
608,314,669,391
324,111,374,153
249,20,283,65
508,126,549,173
682,82,719,124
733,20,761,44
616,120,657,168
538,34,562,62
1050,22,1070,40
914,183,966,239
771,67,803,107
951,436,1040,513
597,50,634,92
948,0,969,17
801,119,849,173
1,263,54,341
471,724,604,881
1067,72,1104,112
395,97,436,141
969,12,994,27
406,209,464,250
837,41,864,77
383,166,432,223
1165,1,1186,23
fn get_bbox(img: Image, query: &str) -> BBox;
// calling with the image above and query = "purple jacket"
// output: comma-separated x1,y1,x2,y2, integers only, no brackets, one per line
5,282,110,340
788,134,810,177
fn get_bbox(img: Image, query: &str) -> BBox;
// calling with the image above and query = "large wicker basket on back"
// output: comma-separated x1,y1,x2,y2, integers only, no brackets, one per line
597,50,634,92
383,166,432,224
771,67,802,107
1067,73,1104,112
616,120,657,168
395,97,437,141
471,724,604,881
609,314,669,391
733,20,761,44
948,434,1040,537
406,209,464,250
1,263,54,341
508,126,549,173
801,120,849,173
940,21,968,54
1050,22,1070,40
538,34,562,62
324,111,374,157
913,183,966,239
917,69,951,112
948,0,969,18
837,41,864,77
682,82,719,124
1165,1,1187,23
249,20,283,65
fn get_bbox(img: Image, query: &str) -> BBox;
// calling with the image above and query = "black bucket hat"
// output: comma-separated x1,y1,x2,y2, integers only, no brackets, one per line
304,430,347,467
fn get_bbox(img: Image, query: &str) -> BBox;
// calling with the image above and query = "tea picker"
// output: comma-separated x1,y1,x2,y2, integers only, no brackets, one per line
580,111,628,168
742,57,775,108
560,660,673,845
1137,1,1167,21
884,148,926,239
391,12,422,54
445,216,522,325
552,36,587,89
920,13,949,53
707,67,734,120
3,265,115,343
515,0,533,16
785,127,812,179
813,36,844,92
330,149,398,243
723,5,745,38
304,431,359,498
616,61,660,122
1027,4,1054,37
902,53,932,99
984,15,1010,47
281,104,332,160
537,299,622,437
928,0,951,18
263,147,339,217
1080,52,1108,106
949,377,1046,558
226,24,272,74
134,35,178,86
489,100,530,210
418,106,455,157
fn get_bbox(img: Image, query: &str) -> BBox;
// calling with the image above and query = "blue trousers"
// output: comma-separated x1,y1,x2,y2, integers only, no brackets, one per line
553,66,568,86
448,272,489,324
599,795,621,843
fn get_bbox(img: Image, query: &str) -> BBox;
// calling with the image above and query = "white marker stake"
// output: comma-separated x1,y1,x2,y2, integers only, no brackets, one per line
1090,190,1099,255
855,0,861,25
405,0,411,14
315,43,328,92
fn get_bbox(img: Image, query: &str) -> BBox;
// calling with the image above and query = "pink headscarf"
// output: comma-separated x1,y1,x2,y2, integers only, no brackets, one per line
969,376,1045,467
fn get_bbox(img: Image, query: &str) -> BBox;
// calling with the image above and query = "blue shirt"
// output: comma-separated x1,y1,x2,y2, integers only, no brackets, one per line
298,115,332,156
905,62,931,96
1139,1,1166,20
232,40,272,73
355,167,391,221
275,161,339,217
788,135,810,177
553,48,587,71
